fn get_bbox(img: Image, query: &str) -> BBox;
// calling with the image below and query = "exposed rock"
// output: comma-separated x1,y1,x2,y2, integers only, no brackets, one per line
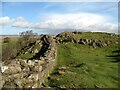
34,49,39,54
102,43,107,47
2,35,57,88
20,60,28,67
3,81,17,88
85,39,89,44
79,39,86,44
24,82,34,88
38,60,46,65
23,66,30,72
28,47,32,52
58,66,68,70
58,70,66,75
14,79,23,88
36,40,41,44
13,74,23,81
1,66,8,73
28,73,39,81
28,60,35,66
115,41,118,44
3,64,21,74
31,65,42,72
25,52,28,54
96,43,102,47
31,82,38,88
24,78,34,85
92,42,96,48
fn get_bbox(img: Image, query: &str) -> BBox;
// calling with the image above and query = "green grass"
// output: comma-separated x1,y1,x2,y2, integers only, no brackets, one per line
16,43,42,59
1,36,18,49
46,42,119,88
17,52,33,59
58,32,118,44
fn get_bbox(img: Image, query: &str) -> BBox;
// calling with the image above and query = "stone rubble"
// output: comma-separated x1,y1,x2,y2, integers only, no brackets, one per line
56,36,114,48
1,35,57,88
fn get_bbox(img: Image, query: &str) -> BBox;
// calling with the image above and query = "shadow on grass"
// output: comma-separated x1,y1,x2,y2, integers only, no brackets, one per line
29,35,50,60
17,41,36,56
107,50,120,62
29,43,49,60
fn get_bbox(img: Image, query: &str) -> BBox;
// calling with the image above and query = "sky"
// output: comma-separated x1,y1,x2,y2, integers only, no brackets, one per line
0,1,119,35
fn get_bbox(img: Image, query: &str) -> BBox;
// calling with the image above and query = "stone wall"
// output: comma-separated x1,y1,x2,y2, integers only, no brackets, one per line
0,36,57,88
56,33,118,48
56,38,112,48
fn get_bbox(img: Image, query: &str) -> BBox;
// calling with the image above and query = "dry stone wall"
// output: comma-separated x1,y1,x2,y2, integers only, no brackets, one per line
0,36,57,88
56,32,118,48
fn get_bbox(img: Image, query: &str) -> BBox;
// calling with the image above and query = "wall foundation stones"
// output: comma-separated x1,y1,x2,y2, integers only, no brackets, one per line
1,35,57,88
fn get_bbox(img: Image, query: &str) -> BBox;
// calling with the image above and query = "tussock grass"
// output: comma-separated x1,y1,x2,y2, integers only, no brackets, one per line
47,42,118,88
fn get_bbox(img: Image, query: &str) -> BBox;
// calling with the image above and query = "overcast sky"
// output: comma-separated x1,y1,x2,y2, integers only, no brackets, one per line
0,1,118,35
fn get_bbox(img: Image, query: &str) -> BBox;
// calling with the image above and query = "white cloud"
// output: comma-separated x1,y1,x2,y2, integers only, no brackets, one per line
0,16,10,25
12,17,33,28
1,13,118,34
32,13,117,33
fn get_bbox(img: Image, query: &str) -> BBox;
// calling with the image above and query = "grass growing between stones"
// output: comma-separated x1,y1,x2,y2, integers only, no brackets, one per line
16,43,42,59
47,42,119,88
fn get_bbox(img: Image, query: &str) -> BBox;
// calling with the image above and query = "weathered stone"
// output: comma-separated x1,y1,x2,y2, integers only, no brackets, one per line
36,40,41,44
28,60,35,66
24,78,33,85
2,74,11,82
115,41,118,44
20,60,28,67
14,79,23,88
39,66,42,72
22,73,30,78
92,42,96,48
34,60,39,63
34,49,39,54
1,66,8,73
96,43,102,47
79,39,86,44
1,79,5,87
58,70,66,75
3,64,21,74
106,41,110,45
86,39,89,44
3,81,17,88
31,65,42,72
102,43,107,47
24,83,33,88
13,73,23,79
31,82,38,88
23,66,30,72
38,60,45,65
1,35,57,88
28,47,32,52
25,52,28,54
28,73,39,81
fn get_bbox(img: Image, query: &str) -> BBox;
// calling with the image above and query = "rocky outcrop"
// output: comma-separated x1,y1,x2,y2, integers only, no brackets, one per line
1,35,57,88
56,31,118,48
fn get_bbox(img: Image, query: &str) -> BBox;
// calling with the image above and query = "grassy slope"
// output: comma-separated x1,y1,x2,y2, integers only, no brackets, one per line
58,32,119,44
1,36,41,59
16,43,42,59
46,42,118,88
1,36,18,47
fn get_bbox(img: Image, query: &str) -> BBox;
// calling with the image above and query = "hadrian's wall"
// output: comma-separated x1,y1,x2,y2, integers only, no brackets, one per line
0,36,57,88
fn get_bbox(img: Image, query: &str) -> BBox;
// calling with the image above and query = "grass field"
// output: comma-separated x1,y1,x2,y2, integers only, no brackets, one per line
0,36,18,54
0,36,18,46
1,33,119,88
46,42,119,88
